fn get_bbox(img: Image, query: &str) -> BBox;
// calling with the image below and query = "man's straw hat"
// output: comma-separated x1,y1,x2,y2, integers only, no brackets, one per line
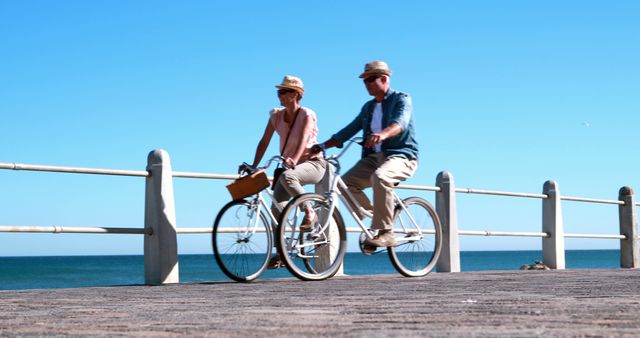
275,75,304,94
359,61,392,78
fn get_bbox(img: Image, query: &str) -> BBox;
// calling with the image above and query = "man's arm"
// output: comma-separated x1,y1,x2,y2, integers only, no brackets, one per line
364,123,402,149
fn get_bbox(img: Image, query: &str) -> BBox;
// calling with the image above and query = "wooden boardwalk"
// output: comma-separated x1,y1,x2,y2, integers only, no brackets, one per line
1,269,640,337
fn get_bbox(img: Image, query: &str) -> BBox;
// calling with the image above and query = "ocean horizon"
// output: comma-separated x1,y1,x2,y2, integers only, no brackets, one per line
0,249,621,291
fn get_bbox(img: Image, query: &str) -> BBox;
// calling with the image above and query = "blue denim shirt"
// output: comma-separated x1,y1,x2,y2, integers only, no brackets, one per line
331,88,419,160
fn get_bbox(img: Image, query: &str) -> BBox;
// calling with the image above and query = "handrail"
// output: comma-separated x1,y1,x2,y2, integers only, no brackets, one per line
0,161,635,243
0,225,150,235
561,195,624,205
456,187,547,199
177,228,213,234
172,171,238,180
0,162,148,177
459,230,549,237
396,184,440,192
1,161,634,206
565,233,626,239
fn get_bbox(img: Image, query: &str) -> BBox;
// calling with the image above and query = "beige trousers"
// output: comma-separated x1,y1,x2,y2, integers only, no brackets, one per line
342,153,418,230
271,158,327,220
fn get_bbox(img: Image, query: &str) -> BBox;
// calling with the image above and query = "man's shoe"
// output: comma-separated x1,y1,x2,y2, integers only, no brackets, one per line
364,231,397,247
299,213,318,232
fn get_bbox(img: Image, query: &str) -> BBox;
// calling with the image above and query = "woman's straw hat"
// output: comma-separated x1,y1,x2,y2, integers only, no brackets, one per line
275,75,304,94
359,61,392,78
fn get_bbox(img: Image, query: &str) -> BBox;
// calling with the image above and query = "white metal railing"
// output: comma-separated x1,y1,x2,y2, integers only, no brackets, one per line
561,195,624,205
1,160,637,240
456,187,548,199
0,162,149,177
0,225,150,234
1,155,639,283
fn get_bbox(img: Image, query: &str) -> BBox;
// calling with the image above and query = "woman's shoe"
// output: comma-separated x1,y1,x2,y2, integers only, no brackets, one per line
267,254,283,269
299,213,318,232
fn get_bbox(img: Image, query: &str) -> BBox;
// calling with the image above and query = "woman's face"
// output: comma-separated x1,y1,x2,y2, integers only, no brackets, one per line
277,89,299,106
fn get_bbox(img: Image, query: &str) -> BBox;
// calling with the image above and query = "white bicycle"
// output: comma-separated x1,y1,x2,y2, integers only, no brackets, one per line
276,138,443,281
212,156,284,282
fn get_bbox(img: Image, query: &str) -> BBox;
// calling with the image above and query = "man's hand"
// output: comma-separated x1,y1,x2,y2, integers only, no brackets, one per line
365,133,385,148
310,143,325,154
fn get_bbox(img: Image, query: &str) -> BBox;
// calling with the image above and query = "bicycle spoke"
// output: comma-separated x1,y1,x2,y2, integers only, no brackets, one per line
277,193,347,281
213,200,272,282
388,197,442,277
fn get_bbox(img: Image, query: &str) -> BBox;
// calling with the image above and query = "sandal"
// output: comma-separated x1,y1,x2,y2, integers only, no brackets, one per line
267,254,283,269
299,213,318,232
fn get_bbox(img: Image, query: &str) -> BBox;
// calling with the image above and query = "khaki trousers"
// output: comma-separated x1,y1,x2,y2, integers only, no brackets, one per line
342,153,418,230
272,158,327,220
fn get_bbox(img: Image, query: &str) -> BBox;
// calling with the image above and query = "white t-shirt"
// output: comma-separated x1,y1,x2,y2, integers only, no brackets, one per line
370,102,383,153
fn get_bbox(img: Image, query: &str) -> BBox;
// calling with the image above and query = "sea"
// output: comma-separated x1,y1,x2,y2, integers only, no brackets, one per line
0,250,621,291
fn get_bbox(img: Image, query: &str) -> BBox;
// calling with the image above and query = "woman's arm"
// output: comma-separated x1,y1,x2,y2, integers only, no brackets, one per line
250,120,275,168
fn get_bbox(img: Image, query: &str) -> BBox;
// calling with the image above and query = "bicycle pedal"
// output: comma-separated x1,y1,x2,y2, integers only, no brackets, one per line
307,232,321,240
361,244,377,256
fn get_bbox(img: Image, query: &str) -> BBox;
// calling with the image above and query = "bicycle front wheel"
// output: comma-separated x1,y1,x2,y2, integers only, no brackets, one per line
277,193,346,281
388,197,442,277
212,199,272,282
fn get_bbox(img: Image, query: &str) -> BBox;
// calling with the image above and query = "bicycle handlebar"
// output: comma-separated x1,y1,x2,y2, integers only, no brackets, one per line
239,155,286,175
261,155,286,170
327,137,364,161
323,137,364,175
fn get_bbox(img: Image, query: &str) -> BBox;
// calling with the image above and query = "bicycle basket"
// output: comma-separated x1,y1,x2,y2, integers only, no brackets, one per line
226,169,270,200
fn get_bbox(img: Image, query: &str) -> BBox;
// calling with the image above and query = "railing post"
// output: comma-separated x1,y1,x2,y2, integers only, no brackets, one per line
542,180,565,269
618,186,638,268
435,171,460,272
144,149,179,285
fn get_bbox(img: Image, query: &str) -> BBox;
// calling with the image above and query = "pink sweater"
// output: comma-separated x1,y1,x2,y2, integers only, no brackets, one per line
269,107,321,163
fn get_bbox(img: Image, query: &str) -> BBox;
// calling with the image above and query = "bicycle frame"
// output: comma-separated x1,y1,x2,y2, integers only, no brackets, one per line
246,189,281,232
237,156,287,237
316,138,426,243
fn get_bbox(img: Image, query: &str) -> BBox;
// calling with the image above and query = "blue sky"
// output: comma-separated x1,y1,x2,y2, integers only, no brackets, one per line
1,1,638,256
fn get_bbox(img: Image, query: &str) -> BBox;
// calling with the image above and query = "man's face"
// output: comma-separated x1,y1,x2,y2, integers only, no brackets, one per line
363,75,386,97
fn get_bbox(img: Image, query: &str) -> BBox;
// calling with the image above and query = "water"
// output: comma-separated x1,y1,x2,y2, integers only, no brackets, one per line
0,250,620,291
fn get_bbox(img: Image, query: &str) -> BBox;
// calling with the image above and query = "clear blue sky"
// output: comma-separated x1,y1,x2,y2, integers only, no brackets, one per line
1,1,638,256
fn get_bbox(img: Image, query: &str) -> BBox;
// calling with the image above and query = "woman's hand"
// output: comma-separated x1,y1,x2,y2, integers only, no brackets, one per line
238,163,253,174
284,157,296,169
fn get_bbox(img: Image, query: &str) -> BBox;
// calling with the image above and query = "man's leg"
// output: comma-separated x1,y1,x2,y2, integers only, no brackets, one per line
371,157,418,231
341,154,380,218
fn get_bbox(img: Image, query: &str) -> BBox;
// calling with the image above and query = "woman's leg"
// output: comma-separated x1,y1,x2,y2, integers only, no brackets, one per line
280,159,327,221
271,159,327,220
280,159,327,196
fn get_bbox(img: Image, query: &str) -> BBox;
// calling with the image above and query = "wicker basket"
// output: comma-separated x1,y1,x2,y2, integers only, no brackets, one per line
226,169,270,200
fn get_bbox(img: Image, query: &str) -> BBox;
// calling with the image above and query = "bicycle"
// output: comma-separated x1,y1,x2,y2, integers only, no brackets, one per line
212,156,285,282
276,137,443,281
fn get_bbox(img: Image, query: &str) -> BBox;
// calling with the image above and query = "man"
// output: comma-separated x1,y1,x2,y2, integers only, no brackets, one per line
314,61,418,247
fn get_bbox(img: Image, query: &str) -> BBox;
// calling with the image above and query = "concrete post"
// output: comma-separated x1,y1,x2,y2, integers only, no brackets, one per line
315,163,344,275
435,171,460,272
618,186,639,268
144,149,179,285
542,180,565,269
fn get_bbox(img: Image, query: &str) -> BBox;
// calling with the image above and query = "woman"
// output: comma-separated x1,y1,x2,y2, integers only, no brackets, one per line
241,75,326,268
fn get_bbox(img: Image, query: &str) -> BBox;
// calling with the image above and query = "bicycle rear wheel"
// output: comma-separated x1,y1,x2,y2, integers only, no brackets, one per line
277,193,346,281
388,197,442,277
212,199,272,282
